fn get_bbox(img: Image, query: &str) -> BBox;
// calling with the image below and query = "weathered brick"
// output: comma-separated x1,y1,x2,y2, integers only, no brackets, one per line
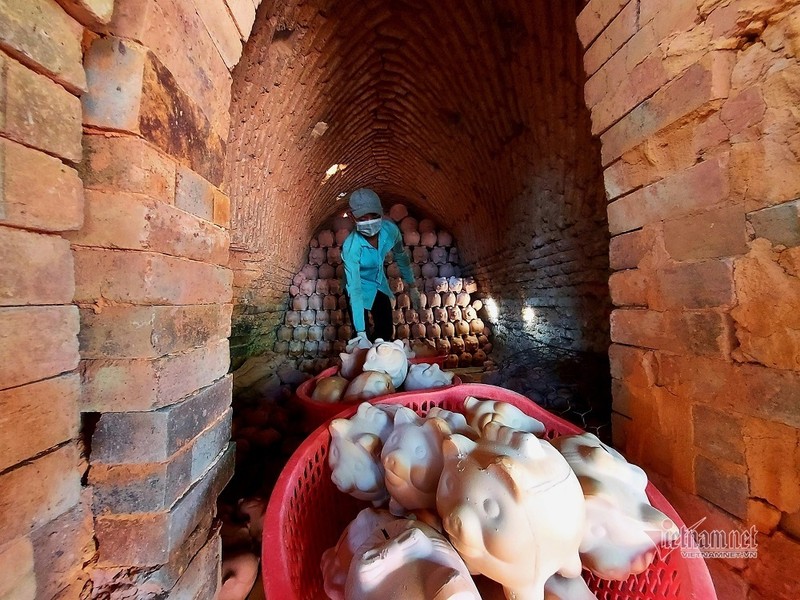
589,49,669,131
67,190,229,265
732,140,800,212
73,248,232,305
731,239,800,371
609,342,657,387
54,0,113,27
176,165,215,222
91,407,231,513
707,560,749,600
79,135,176,202
0,0,86,93
213,188,232,229
576,0,631,48
663,205,748,260
608,268,647,306
82,37,226,185
748,532,800,600
608,228,655,270
657,355,800,429
0,138,83,232
600,52,734,165
191,0,243,69
79,304,232,359
0,53,82,161
747,498,781,535
0,444,81,547
748,200,800,247
91,375,231,464
611,308,734,357
652,259,735,310
693,404,745,464
0,374,79,472
107,0,232,140
0,536,35,598
695,453,748,518
94,444,233,567
608,155,730,235
0,226,74,305
0,306,79,390
583,0,638,76
81,339,230,412
168,532,221,600
743,417,800,514
610,411,630,451
31,499,94,600
225,0,257,40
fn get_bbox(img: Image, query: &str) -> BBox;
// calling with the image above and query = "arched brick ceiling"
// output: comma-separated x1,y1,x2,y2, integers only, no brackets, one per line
225,0,596,271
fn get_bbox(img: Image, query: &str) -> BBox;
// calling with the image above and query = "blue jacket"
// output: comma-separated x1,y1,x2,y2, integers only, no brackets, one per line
342,219,414,332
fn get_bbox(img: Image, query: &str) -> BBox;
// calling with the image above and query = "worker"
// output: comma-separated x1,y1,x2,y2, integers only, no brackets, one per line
342,188,420,343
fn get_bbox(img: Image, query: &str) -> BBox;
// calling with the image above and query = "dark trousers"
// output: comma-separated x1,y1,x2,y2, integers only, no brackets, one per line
369,291,394,342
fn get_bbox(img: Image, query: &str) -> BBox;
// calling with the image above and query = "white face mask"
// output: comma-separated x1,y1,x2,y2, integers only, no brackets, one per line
356,217,382,237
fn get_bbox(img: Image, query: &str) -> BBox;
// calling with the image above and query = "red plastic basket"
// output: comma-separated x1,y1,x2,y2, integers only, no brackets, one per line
264,383,716,600
293,356,457,431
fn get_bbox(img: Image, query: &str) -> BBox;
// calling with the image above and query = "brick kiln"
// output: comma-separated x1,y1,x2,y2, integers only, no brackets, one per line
1,0,798,598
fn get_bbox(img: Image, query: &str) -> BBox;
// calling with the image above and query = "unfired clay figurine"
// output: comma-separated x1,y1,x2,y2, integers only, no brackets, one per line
551,433,679,580
436,423,586,600
426,406,477,437
345,517,480,600
463,396,547,437
321,508,398,600
381,408,451,514
363,339,409,388
340,336,373,380
343,371,396,402
312,375,350,403
544,574,597,600
328,403,396,504
403,362,455,391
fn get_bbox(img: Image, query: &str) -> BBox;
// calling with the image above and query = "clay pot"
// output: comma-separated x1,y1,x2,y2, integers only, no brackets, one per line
290,284,300,296
219,552,259,600
293,326,309,342
404,230,421,246
293,295,309,311
457,291,471,308
335,229,350,246
438,230,453,246
404,309,420,324
436,338,451,354
285,310,301,327
419,308,434,324
447,306,462,322
450,336,465,353
426,323,441,339
338,295,348,310
472,349,487,365
316,279,331,295
288,340,304,357
338,324,353,340
319,263,335,279
464,277,478,294
471,298,483,311
277,326,293,342
301,309,316,326
299,279,316,296
330,310,344,326
318,229,335,248
434,307,448,323
412,246,429,263
387,262,402,278
389,203,408,222
411,323,426,338
304,340,319,356
444,354,459,369
439,263,455,278
302,265,319,281
459,351,473,367
327,247,342,265
399,216,418,233
421,262,439,278
323,295,338,310
463,306,477,322
441,322,455,337
420,230,437,248
442,292,456,308
470,318,485,335
396,324,410,339
309,294,323,310
426,291,441,308
312,375,349,403
448,277,463,293
274,340,289,354
430,246,448,265
308,326,324,342
392,309,405,325
464,334,479,353
329,279,341,295
455,320,470,336
396,293,411,309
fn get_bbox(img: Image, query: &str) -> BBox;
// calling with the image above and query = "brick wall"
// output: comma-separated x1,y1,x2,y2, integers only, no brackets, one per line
579,0,800,596
0,0,261,597
0,0,93,596
225,0,611,362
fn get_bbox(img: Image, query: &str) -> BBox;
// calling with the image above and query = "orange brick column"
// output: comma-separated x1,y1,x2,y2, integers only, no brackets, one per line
578,1,800,597
0,0,96,596
67,0,260,595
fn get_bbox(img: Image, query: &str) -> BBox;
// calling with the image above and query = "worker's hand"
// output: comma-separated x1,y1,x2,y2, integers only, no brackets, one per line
409,287,422,311
347,330,371,351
